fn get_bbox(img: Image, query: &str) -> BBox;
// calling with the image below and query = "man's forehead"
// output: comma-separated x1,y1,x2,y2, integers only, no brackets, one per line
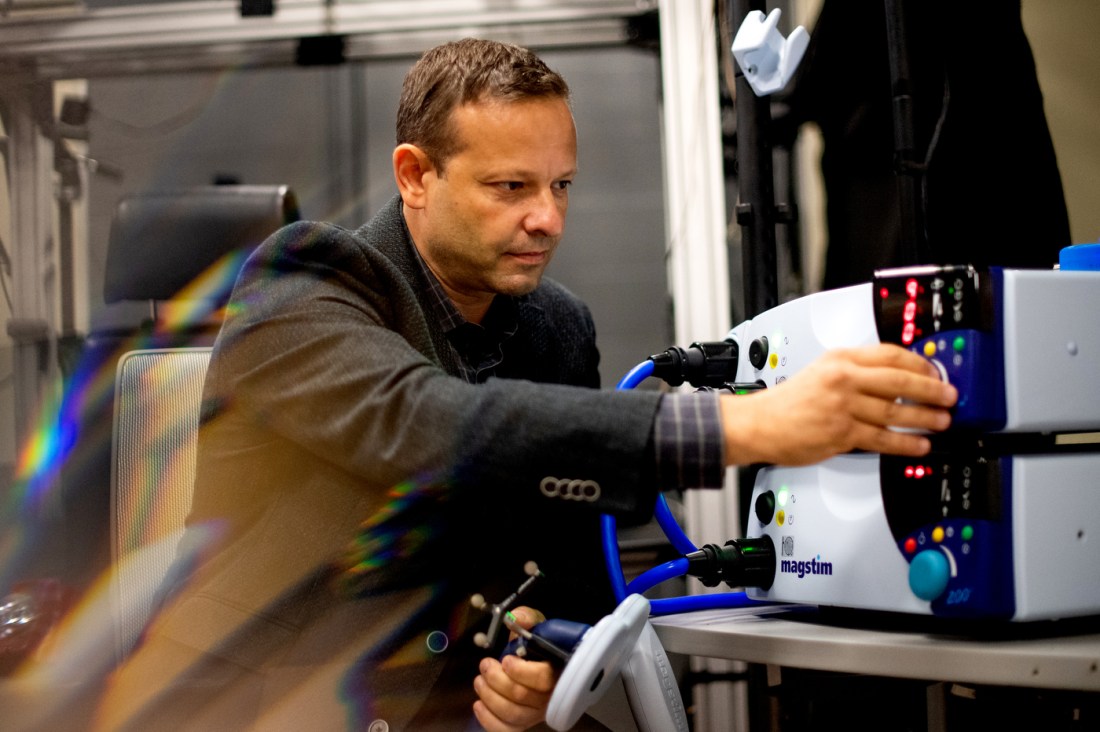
446,98,576,167
450,95,571,126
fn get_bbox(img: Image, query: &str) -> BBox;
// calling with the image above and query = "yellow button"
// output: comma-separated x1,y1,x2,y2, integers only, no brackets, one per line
777,510,785,526
923,341,937,357
932,526,945,543
769,352,779,369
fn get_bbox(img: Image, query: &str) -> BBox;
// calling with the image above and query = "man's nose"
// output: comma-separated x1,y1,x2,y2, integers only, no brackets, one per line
524,188,566,238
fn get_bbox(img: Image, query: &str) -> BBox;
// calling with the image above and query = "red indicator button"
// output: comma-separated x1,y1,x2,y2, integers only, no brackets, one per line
904,538,917,554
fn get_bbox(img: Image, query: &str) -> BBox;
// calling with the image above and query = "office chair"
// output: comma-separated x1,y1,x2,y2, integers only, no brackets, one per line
1,187,295,722
109,347,212,662
53,185,298,595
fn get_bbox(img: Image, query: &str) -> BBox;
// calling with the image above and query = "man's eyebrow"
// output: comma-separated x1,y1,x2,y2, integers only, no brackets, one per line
478,167,578,181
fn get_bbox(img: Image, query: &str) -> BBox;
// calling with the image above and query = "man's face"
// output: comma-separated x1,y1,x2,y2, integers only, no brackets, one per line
414,96,577,308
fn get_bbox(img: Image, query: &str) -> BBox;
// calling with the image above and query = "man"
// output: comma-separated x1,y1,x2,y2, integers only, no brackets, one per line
100,39,955,731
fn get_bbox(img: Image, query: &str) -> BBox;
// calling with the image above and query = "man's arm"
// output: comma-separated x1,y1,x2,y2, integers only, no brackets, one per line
719,343,957,466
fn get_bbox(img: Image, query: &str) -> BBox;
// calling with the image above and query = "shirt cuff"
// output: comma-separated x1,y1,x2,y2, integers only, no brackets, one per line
653,392,725,490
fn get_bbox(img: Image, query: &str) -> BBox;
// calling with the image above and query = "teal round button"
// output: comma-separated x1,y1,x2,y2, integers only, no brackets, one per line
909,549,950,601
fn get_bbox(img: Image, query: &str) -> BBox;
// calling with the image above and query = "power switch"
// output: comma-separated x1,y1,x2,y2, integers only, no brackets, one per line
748,336,769,370
754,490,776,525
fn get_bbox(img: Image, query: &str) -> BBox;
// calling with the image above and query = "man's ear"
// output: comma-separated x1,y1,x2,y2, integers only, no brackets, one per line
393,143,434,209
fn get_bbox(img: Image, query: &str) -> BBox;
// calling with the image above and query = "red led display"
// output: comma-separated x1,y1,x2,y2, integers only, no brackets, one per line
901,277,921,345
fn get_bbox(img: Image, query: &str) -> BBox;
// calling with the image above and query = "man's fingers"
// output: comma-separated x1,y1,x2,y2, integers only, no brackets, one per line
500,654,557,693
837,343,938,374
474,672,546,729
479,657,551,702
472,698,527,732
846,420,934,457
846,392,953,433
510,606,547,631
474,656,554,727
834,345,957,403
860,366,958,409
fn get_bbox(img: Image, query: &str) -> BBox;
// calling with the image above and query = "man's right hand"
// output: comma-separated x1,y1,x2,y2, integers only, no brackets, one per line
719,343,958,466
472,607,556,732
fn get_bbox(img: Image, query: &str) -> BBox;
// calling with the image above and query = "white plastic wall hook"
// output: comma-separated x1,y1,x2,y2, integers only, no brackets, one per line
731,8,810,97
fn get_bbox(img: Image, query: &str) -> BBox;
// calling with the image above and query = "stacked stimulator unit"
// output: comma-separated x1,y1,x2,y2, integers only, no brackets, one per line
737,255,1100,621
612,247,1100,623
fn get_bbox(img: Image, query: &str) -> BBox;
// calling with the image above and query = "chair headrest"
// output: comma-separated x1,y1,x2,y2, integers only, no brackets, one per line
104,185,299,304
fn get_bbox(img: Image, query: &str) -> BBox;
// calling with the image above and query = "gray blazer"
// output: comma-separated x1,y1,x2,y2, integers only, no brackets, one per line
196,195,661,524
104,197,664,728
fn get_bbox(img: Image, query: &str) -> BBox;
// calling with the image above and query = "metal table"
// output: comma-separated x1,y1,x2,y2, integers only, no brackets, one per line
651,604,1100,692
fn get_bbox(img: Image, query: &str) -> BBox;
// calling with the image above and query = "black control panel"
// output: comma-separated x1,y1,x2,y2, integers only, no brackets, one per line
873,264,994,346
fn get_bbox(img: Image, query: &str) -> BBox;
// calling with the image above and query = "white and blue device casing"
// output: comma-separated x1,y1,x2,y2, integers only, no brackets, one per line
745,451,1100,621
730,264,1100,621
727,266,1100,433
545,594,688,732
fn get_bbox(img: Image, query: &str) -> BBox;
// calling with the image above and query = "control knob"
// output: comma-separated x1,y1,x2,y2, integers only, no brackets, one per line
908,549,950,601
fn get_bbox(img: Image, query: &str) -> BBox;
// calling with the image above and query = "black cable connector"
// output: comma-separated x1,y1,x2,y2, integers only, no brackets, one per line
649,340,740,389
685,536,776,590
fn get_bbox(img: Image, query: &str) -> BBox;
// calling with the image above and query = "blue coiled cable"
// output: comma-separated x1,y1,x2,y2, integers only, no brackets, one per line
607,359,763,615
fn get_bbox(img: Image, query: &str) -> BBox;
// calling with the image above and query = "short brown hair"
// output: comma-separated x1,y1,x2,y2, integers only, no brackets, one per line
396,38,571,168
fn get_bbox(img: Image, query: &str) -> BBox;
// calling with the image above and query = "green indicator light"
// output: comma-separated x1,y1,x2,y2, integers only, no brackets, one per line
962,525,974,541
953,336,966,352
777,486,790,507
948,287,955,295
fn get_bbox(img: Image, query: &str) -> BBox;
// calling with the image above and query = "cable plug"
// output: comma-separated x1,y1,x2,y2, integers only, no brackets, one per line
685,536,776,590
648,340,740,388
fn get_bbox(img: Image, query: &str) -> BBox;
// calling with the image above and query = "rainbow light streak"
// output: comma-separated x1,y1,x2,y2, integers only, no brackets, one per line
3,523,223,730
335,477,448,596
2,249,246,596
2,346,121,594
337,580,462,729
115,369,204,553
155,250,249,328
9,249,244,501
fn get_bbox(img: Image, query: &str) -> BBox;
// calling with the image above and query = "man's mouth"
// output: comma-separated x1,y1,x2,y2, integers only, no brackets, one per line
507,251,549,265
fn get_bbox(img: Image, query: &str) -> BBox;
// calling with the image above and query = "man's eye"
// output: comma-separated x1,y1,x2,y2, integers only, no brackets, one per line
555,180,573,191
498,182,523,191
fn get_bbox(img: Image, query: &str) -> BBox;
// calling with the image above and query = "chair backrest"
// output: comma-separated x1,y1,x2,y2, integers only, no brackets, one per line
104,184,298,303
92,184,299,342
109,347,212,660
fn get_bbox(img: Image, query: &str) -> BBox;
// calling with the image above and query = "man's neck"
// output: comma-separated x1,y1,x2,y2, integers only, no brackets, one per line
442,286,493,325
403,204,494,324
